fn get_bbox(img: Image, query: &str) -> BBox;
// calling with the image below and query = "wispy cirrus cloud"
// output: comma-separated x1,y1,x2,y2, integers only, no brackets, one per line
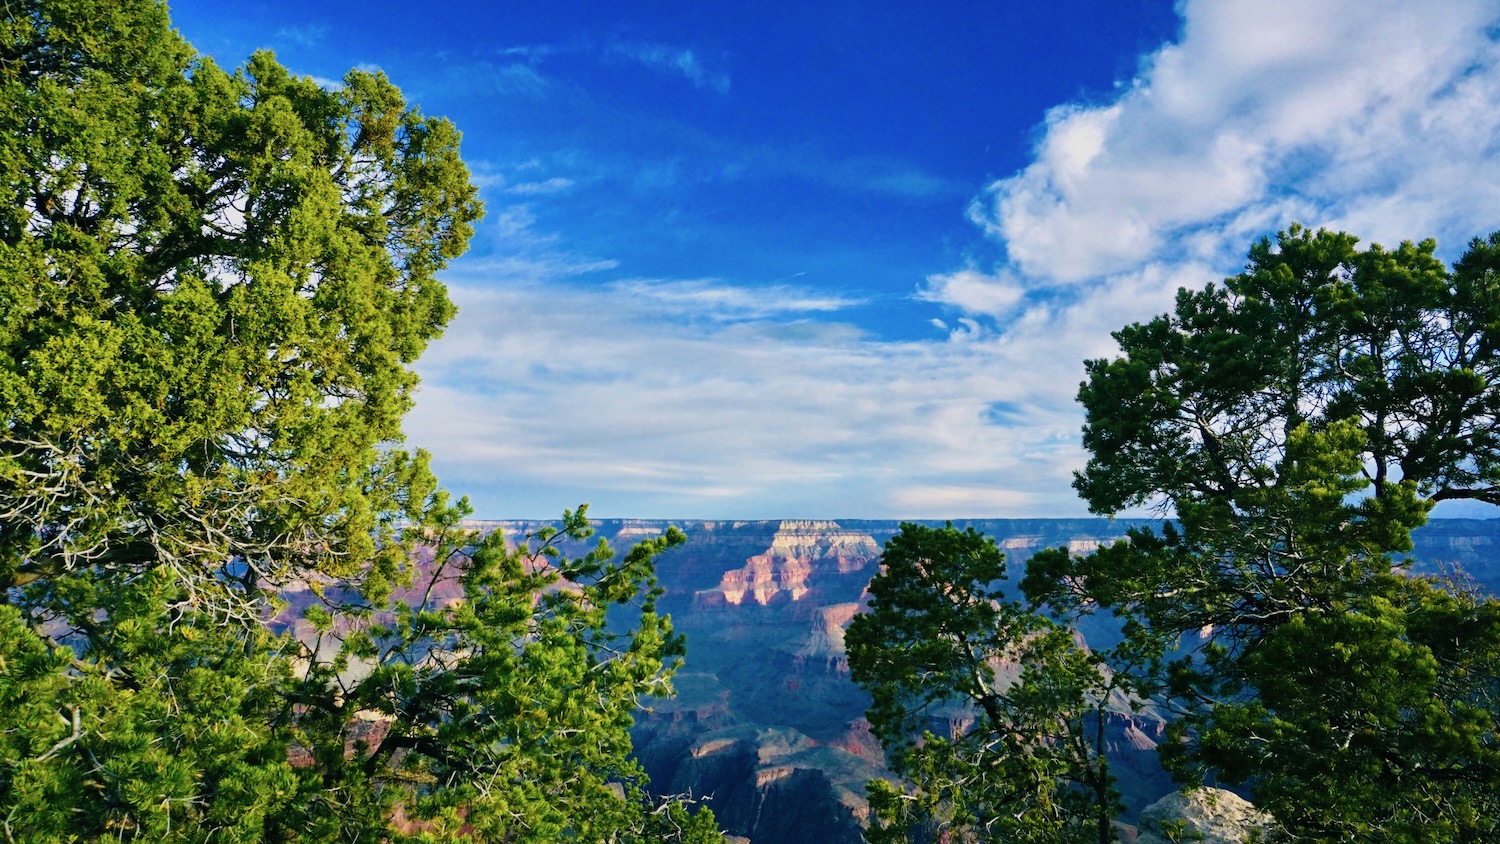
274,24,327,48
505,177,576,196
410,186,1149,518
608,42,731,94
423,59,552,100
610,279,866,320
410,276,1089,519
484,62,552,98
499,44,559,61
492,39,731,95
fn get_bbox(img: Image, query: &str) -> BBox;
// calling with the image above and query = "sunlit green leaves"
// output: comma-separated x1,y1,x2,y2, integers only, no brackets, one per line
0,0,482,605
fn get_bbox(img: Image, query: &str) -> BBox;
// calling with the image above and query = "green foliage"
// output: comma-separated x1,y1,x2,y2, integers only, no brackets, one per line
0,573,299,843
1027,227,1500,841
0,507,721,843
0,0,481,606
289,504,719,843
1073,225,1500,516
846,523,1130,843
1177,575,1500,841
0,2,720,841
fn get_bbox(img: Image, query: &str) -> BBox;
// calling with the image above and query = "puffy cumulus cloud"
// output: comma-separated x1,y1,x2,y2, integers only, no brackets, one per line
903,0,1500,519
966,0,1500,286
918,269,1025,319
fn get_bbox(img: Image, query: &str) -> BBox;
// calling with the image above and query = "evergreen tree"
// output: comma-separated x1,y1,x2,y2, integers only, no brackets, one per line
846,523,1141,843
0,2,719,840
1025,227,1500,841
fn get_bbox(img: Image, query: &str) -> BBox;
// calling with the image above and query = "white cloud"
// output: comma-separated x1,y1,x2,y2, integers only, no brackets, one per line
815,156,965,200
306,74,344,91
505,177,575,196
907,0,1500,517
409,246,1215,520
274,24,327,48
434,62,551,99
408,250,1222,519
487,40,731,96
965,0,1500,286
918,269,1025,319
610,279,865,320
419,59,553,100
491,204,554,242
499,44,558,61
409,276,1095,519
466,168,508,191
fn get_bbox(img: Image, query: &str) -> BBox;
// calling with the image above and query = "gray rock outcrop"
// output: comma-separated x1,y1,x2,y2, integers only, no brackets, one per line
1133,787,1272,844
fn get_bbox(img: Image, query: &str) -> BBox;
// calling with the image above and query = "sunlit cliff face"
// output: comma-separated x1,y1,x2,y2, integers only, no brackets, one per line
694,521,880,607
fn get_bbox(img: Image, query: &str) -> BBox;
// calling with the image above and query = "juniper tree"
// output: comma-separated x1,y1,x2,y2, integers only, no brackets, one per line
1024,227,1500,841
846,523,1140,844
0,2,718,840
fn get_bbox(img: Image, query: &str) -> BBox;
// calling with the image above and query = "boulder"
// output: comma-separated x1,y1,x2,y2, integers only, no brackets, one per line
1134,788,1272,844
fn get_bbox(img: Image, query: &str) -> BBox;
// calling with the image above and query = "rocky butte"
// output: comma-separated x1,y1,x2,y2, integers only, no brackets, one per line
429,518,1500,844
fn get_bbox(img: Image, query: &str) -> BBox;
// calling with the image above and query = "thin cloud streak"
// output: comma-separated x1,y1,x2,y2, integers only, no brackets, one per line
609,42,731,94
505,177,575,196
609,279,866,320
491,39,731,94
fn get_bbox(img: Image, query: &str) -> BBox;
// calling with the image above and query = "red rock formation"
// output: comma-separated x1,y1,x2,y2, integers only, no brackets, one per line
694,521,879,607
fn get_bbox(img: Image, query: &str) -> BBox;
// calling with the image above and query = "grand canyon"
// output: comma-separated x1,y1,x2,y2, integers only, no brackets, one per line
403,517,1500,844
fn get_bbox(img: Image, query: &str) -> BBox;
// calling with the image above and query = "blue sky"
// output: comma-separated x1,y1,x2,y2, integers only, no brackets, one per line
172,1,1500,519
